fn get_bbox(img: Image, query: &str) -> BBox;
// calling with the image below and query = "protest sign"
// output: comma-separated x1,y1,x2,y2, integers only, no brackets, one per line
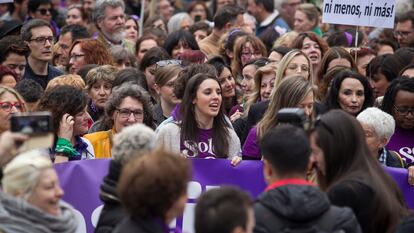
322,0,396,28
55,159,414,233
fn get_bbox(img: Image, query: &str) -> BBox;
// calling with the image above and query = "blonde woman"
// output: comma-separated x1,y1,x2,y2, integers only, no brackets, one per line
244,64,277,114
242,75,314,159
0,150,77,232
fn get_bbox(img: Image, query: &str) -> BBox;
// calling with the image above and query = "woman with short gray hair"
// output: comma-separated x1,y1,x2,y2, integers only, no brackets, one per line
357,107,405,168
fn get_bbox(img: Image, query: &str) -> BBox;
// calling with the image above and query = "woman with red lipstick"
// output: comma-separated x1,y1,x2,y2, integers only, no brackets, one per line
324,69,374,116
156,73,242,165
37,85,95,163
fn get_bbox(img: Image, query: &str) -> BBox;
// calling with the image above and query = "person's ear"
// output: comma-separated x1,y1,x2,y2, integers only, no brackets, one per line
154,83,161,95
378,137,388,149
263,158,273,181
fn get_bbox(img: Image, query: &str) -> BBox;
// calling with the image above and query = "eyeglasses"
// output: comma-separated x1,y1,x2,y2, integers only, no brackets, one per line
29,36,55,45
0,102,24,112
241,51,262,58
69,53,85,61
36,8,52,15
394,30,414,39
394,105,414,116
116,108,144,119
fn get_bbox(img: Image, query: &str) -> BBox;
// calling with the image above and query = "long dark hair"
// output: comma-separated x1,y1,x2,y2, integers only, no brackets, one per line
180,73,230,158
325,69,374,115
315,110,407,233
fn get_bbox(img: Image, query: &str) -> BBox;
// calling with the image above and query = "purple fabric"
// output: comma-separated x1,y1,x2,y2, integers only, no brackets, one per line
387,127,414,165
171,104,180,121
180,128,217,158
55,159,266,233
242,126,261,159
54,160,414,233
228,104,244,117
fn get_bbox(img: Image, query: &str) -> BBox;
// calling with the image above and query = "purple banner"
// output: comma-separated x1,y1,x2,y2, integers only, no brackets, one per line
55,160,414,233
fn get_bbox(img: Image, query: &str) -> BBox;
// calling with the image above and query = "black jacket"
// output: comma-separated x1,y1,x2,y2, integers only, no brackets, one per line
113,216,165,233
254,184,362,233
95,160,126,233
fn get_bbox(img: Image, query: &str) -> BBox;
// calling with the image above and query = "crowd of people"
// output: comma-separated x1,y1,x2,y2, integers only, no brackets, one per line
0,0,413,232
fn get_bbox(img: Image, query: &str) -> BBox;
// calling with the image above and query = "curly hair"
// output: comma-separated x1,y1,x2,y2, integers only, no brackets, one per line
85,65,117,90
105,83,155,129
69,39,114,66
37,85,89,134
118,148,191,219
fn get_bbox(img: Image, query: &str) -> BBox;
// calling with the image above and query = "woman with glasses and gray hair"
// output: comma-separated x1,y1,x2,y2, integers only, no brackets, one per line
84,83,155,159
0,150,78,232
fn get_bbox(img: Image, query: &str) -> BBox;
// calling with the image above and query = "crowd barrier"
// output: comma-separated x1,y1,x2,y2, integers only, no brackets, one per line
55,159,414,233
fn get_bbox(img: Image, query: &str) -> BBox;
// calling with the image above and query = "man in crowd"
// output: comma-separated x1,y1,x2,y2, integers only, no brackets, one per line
58,24,90,67
0,35,28,80
248,0,291,36
21,19,62,89
5,0,28,22
93,0,133,51
395,10,414,47
255,125,361,232
199,5,244,57
195,186,255,233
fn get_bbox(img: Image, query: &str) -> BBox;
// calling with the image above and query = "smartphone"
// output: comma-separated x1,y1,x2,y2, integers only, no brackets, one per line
194,15,201,22
11,112,54,152
11,112,53,135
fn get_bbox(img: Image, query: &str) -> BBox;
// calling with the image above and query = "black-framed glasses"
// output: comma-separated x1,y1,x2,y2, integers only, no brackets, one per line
394,105,414,116
116,108,144,119
36,8,52,15
394,30,414,39
29,36,55,45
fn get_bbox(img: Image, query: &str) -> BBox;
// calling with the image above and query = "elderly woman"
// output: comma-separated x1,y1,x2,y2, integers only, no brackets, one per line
167,12,193,33
357,107,405,168
68,39,114,74
0,150,77,232
114,148,191,232
0,86,27,134
95,123,157,232
37,85,94,163
109,45,137,69
85,65,118,122
84,83,154,158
